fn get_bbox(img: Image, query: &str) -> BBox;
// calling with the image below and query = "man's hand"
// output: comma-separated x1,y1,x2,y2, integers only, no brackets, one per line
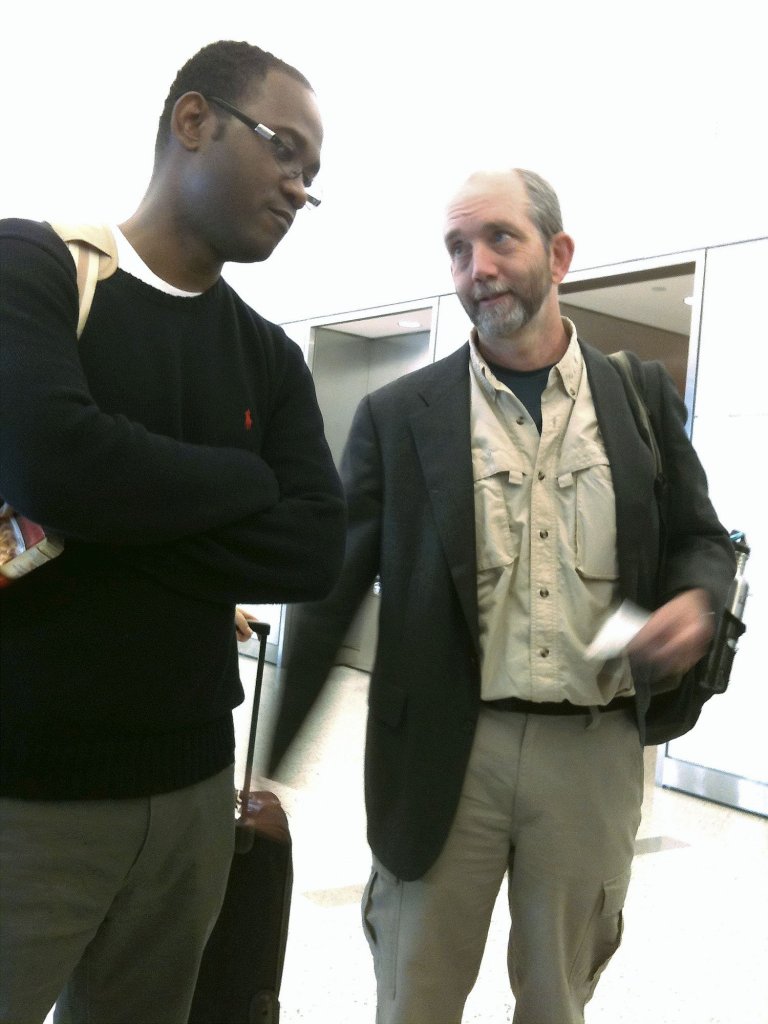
626,588,715,675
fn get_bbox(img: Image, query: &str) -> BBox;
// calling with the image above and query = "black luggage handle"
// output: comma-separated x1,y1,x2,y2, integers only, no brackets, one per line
240,621,271,815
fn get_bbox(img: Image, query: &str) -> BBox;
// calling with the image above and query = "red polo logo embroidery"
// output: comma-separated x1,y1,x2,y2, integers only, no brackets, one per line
244,409,253,430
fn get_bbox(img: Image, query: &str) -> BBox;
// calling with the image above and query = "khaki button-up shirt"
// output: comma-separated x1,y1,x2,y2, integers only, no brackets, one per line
469,320,634,705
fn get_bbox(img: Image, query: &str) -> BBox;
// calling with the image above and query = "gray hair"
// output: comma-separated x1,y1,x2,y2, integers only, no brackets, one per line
514,168,563,246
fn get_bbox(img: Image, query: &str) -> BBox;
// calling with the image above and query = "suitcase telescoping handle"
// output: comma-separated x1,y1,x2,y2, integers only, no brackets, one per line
240,621,271,816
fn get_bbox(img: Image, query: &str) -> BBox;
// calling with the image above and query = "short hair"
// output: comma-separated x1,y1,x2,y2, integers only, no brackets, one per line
514,168,564,246
154,40,313,163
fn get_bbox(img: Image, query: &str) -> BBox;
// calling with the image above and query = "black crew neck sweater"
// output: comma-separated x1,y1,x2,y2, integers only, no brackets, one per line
0,218,344,799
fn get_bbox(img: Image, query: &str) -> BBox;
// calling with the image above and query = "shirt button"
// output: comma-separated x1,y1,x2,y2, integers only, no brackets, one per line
539,529,549,539
539,588,549,598
538,471,546,481
516,416,525,425
569,387,576,397
539,648,550,658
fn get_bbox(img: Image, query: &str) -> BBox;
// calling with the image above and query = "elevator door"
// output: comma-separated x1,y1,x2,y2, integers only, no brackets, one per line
310,315,433,672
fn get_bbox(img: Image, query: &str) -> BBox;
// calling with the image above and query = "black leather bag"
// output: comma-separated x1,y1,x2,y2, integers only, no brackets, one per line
643,662,710,746
608,351,734,747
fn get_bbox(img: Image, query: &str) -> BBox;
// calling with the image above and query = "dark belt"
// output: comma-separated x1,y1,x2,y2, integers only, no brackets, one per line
482,694,635,716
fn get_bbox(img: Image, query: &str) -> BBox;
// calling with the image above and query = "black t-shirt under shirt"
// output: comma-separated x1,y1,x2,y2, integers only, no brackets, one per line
486,361,555,433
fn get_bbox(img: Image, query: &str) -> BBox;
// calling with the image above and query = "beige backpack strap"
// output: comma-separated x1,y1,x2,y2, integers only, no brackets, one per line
48,222,119,339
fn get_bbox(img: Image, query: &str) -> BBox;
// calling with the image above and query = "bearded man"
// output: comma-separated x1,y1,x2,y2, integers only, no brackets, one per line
267,168,734,1024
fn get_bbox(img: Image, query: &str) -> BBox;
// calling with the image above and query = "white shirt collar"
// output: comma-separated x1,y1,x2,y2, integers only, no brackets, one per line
112,226,202,297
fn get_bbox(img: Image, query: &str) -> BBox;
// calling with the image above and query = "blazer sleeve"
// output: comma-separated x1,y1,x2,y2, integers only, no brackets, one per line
267,394,383,773
645,360,735,612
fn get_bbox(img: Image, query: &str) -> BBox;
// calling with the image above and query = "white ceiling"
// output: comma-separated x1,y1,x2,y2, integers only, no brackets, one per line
561,273,695,335
321,308,433,339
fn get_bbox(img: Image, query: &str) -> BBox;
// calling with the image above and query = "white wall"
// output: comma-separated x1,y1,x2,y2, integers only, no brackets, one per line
2,0,766,325
669,238,768,787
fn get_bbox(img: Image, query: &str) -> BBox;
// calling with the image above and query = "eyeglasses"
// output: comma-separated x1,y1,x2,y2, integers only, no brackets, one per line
206,95,321,208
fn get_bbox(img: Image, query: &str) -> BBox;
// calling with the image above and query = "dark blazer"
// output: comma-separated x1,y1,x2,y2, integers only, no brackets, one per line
269,340,734,881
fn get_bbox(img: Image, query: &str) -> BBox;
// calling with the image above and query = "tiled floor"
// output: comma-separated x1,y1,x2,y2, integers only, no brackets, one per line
241,660,768,1024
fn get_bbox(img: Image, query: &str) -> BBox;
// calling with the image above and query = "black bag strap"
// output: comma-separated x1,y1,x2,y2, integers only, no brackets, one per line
47,223,119,338
607,350,663,480
608,350,670,564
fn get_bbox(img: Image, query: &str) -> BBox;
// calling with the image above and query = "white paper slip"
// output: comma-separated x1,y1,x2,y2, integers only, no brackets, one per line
585,600,651,660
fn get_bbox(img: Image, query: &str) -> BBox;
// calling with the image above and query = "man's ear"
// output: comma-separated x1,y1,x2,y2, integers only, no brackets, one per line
170,92,211,152
549,232,575,284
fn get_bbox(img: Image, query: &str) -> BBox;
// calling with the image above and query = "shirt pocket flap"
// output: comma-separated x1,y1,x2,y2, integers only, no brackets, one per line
474,446,526,486
558,441,610,482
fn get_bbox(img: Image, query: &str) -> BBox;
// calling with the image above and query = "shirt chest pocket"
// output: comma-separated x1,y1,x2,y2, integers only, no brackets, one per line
473,449,524,571
558,449,618,581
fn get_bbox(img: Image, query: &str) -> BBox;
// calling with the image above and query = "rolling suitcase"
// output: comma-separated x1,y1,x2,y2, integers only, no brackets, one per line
189,621,293,1024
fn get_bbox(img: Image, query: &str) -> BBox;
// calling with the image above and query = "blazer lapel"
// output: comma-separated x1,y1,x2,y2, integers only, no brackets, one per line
408,346,480,647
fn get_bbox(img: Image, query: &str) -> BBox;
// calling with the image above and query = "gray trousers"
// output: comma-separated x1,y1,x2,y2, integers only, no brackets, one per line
362,707,644,1024
0,767,235,1024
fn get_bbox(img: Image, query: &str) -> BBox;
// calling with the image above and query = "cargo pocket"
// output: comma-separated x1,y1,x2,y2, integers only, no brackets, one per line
473,448,524,572
574,867,632,1001
559,446,618,581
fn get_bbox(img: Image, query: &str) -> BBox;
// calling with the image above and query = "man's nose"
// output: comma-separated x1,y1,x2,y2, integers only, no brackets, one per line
282,175,308,210
470,244,497,281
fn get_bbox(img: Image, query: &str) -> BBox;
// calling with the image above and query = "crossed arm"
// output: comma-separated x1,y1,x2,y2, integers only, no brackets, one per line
1,226,345,605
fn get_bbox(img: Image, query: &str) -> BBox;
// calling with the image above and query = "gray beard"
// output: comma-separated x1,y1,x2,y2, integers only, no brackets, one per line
459,288,541,341
472,293,529,338
462,262,553,340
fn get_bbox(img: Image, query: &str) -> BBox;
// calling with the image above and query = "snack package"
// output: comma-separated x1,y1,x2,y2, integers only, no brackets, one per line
0,504,64,586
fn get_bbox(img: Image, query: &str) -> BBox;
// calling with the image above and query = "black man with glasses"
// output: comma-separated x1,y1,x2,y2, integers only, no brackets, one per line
0,40,344,1024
